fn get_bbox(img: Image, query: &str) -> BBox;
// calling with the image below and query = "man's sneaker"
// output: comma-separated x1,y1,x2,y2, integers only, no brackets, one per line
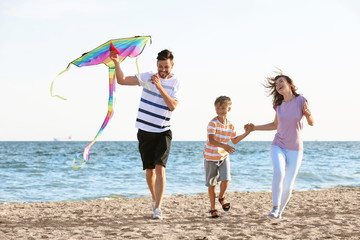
153,208,163,219
151,201,156,211
268,206,280,218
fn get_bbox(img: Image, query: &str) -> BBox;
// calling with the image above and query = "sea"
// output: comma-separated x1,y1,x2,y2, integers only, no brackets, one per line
0,141,359,203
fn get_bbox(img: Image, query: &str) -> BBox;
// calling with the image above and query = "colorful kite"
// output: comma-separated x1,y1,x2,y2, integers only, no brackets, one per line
50,36,151,169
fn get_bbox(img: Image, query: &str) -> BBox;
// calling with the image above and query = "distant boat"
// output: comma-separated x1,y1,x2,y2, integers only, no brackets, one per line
53,136,72,142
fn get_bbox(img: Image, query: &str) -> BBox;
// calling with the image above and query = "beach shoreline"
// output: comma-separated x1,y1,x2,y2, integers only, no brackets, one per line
0,187,359,239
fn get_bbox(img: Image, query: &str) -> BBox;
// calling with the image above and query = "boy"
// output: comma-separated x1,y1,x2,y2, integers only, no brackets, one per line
203,96,251,218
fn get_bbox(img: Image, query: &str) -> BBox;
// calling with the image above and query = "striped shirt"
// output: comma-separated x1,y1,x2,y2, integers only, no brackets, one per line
203,117,237,161
135,71,180,133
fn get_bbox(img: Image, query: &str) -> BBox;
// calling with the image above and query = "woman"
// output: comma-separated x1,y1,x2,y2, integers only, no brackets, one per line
246,74,314,219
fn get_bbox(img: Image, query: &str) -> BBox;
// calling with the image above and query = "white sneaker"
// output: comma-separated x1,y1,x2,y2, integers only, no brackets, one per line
151,201,156,211
268,206,280,218
153,208,163,220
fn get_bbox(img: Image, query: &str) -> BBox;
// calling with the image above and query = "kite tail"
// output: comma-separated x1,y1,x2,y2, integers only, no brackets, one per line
50,64,71,100
72,67,116,169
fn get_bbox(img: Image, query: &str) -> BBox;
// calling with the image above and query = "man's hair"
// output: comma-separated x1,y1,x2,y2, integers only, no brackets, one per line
157,49,174,61
215,96,232,106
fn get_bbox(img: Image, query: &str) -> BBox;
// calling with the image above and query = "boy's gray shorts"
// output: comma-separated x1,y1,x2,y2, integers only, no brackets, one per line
204,156,231,187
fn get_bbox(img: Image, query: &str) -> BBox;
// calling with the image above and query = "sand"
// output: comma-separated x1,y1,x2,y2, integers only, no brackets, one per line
0,188,359,239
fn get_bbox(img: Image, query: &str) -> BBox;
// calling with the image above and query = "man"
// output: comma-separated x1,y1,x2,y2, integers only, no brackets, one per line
110,49,180,219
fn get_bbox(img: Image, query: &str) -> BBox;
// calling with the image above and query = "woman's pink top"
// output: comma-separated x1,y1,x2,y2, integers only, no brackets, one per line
272,95,307,151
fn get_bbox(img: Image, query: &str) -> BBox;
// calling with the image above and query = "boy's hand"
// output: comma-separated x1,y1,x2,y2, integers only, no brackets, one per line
223,144,235,154
110,50,120,63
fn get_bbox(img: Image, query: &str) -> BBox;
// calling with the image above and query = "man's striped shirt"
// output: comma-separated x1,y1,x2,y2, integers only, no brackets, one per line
135,72,180,133
203,117,236,161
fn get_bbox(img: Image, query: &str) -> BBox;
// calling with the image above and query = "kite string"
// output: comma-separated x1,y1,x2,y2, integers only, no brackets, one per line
72,67,116,169
136,58,150,90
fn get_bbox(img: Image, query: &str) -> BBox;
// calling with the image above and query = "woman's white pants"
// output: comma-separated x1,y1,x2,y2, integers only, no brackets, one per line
271,145,303,213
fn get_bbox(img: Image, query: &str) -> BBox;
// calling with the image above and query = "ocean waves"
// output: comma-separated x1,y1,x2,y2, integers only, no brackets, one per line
0,141,359,203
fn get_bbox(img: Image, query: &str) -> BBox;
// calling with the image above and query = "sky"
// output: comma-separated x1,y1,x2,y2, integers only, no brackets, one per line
0,0,359,141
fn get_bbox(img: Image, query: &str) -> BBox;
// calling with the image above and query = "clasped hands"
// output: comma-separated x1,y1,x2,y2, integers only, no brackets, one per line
244,123,255,132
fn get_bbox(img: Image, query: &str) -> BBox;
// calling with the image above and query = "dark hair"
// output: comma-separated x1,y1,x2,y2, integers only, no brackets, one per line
157,49,174,61
215,96,232,106
265,75,299,107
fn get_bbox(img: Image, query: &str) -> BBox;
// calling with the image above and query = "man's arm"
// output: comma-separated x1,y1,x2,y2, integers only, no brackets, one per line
110,51,139,85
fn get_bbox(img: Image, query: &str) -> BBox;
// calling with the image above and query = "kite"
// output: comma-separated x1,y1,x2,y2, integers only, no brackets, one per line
50,36,151,169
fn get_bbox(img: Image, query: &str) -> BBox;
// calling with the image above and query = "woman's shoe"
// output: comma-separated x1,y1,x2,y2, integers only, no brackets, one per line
268,206,280,218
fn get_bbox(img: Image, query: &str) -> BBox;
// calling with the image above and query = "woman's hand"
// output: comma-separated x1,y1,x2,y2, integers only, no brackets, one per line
302,102,312,118
303,101,314,126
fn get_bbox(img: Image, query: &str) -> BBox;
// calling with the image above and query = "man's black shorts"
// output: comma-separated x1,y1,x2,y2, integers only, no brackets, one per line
137,129,172,170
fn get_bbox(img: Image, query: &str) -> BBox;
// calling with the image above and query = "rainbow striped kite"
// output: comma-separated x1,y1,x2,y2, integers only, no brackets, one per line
50,36,151,169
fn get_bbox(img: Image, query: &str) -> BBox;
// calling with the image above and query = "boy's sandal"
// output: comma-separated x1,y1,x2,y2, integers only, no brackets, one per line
219,197,230,211
209,209,219,218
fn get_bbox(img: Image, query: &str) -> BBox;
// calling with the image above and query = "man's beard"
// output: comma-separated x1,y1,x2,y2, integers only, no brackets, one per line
158,71,170,78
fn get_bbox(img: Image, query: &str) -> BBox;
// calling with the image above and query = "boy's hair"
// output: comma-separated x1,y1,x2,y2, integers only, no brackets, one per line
215,96,232,106
157,49,174,61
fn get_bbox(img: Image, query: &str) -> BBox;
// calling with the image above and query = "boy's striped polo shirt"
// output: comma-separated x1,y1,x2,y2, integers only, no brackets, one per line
203,117,237,161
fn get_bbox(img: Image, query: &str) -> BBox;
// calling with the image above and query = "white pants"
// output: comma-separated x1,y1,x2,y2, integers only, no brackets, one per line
271,145,303,213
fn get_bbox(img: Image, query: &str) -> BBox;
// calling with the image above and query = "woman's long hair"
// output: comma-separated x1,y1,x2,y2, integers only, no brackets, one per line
264,74,299,107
